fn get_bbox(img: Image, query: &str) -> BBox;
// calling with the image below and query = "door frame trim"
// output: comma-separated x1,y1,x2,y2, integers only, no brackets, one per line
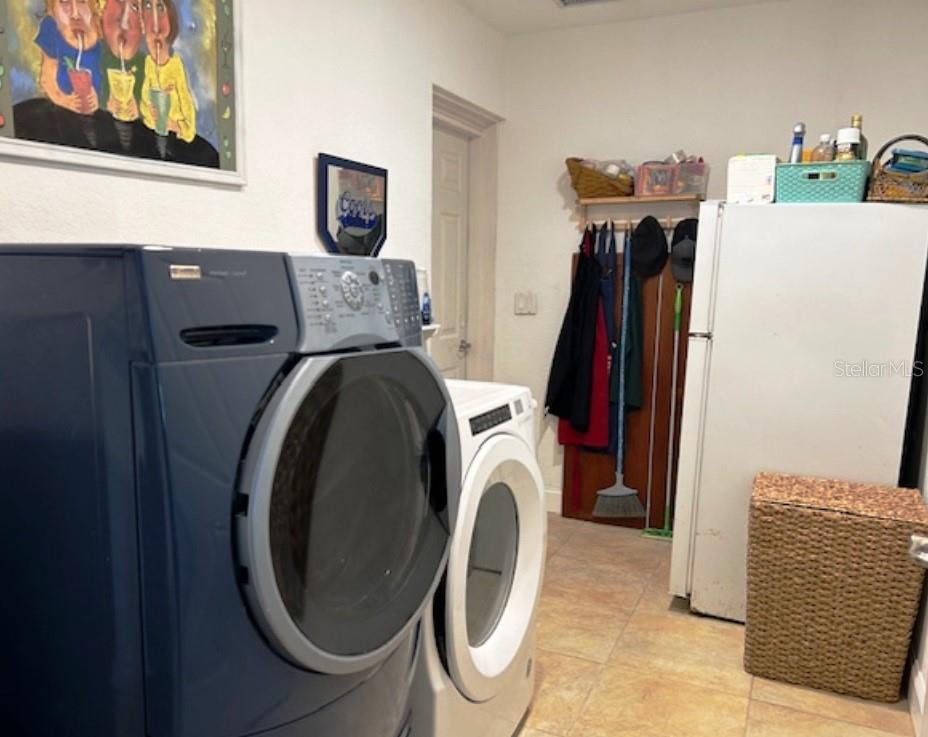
433,86,502,139
431,86,503,381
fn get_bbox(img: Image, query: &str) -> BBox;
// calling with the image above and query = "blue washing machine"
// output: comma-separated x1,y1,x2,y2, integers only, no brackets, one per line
0,247,460,737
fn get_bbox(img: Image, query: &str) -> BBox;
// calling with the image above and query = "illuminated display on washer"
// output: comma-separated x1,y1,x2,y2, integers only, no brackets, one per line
469,404,513,436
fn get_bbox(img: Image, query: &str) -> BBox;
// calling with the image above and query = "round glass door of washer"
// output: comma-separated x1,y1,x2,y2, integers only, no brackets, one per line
237,350,458,675
466,483,519,647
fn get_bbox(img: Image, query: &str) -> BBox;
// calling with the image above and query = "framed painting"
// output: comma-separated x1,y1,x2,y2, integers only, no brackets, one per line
0,0,243,184
317,153,388,257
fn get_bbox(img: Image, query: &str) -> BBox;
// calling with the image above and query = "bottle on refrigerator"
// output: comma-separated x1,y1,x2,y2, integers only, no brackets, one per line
811,134,835,162
835,126,862,161
851,114,868,160
789,122,806,164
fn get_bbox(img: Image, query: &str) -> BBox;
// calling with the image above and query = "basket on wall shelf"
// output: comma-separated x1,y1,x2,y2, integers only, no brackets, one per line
867,134,928,204
566,157,634,199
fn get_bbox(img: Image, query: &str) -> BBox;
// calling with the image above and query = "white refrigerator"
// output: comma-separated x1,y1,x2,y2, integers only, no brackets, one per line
669,202,928,622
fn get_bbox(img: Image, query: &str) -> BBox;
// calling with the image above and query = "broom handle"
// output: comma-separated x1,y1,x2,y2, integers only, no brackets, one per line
663,284,683,530
616,230,631,473
645,272,663,526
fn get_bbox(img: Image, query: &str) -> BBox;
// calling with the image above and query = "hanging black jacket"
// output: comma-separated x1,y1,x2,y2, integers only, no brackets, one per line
545,227,603,431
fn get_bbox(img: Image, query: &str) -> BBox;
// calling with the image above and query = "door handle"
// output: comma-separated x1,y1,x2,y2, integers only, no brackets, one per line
909,534,928,569
458,339,472,356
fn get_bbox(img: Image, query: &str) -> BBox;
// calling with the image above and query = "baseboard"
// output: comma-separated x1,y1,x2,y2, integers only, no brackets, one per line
544,487,562,514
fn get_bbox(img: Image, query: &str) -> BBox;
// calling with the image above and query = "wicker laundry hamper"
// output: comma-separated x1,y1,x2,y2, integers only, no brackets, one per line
744,472,928,702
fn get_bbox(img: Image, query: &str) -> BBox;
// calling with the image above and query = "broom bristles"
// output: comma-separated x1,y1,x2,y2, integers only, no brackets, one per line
593,478,645,519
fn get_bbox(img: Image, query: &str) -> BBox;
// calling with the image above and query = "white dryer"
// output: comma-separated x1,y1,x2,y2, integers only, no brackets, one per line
411,380,546,737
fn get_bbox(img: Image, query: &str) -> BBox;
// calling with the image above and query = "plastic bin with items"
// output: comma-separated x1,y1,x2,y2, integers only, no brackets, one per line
636,152,709,198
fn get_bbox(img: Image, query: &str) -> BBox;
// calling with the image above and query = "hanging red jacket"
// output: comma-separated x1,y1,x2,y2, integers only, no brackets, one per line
558,299,609,448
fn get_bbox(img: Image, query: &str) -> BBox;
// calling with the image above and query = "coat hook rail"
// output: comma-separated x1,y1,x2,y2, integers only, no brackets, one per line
584,216,689,232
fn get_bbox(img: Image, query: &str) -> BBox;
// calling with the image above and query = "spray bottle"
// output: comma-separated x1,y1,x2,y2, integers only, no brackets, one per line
789,122,806,164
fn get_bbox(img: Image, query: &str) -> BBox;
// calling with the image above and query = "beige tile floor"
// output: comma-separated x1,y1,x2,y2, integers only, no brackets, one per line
523,512,914,737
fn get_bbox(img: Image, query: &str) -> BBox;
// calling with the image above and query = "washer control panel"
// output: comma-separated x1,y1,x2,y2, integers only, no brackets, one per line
288,254,422,352
383,260,422,338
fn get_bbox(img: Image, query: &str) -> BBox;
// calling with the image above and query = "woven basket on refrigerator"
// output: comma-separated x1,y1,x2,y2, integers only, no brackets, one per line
745,472,928,702
867,134,928,203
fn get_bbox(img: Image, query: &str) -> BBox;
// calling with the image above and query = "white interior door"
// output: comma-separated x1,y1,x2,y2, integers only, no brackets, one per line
431,126,470,378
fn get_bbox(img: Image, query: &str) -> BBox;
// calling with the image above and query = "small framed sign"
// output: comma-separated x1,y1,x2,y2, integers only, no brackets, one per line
316,153,388,256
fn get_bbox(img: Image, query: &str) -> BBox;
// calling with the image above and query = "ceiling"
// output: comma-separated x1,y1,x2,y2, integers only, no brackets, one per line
458,0,782,35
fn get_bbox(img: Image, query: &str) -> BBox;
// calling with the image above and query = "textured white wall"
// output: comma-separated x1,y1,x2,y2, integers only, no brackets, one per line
495,0,928,492
0,0,505,274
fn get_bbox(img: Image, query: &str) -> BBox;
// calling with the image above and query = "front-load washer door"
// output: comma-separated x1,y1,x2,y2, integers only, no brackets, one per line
445,433,545,702
237,348,459,675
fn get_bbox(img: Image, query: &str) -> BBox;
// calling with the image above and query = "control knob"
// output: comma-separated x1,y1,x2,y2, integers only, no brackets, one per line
340,271,364,311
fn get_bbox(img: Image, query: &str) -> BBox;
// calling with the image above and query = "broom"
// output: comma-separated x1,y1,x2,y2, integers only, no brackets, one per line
593,229,644,519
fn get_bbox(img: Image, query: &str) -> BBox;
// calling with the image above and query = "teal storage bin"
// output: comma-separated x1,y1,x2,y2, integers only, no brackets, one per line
775,161,871,203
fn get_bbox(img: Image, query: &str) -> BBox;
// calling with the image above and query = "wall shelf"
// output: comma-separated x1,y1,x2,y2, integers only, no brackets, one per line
578,194,704,230
579,194,704,206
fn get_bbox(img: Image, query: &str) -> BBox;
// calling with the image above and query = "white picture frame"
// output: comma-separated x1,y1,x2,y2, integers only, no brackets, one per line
0,0,245,186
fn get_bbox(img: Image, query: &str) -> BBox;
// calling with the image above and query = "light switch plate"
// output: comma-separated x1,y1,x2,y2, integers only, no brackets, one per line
514,291,537,315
